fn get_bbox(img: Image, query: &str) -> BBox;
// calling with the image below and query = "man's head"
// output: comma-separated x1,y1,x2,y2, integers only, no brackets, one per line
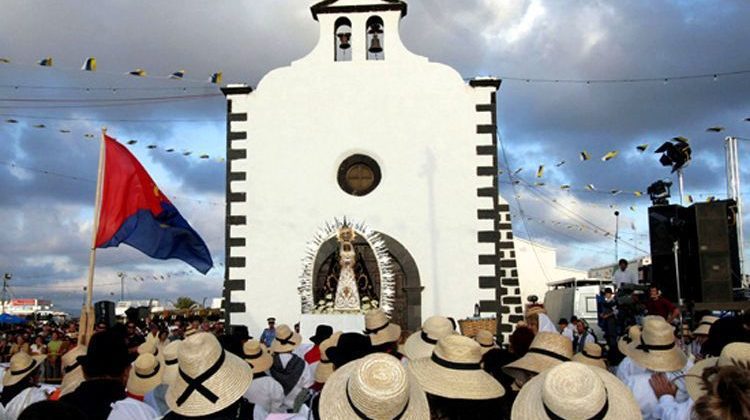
618,259,628,271
126,322,136,334
267,317,276,328
95,322,107,333
649,286,660,300
80,329,131,383
575,320,586,334
558,318,569,329
604,288,613,299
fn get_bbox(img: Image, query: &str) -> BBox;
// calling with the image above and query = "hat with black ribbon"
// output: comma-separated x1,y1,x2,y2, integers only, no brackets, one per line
572,342,607,370
511,362,640,420
408,335,504,400
270,324,302,354
127,353,163,397
162,339,181,385
364,309,402,346
692,315,719,336
165,332,252,416
3,351,45,387
627,316,687,372
618,325,641,356
404,316,455,360
321,353,430,419
503,332,573,385
59,345,87,396
243,339,273,374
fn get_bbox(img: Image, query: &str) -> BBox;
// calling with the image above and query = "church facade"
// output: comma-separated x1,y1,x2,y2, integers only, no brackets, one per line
221,0,523,342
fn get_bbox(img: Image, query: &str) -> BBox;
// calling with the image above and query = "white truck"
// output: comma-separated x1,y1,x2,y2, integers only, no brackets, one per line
542,278,613,342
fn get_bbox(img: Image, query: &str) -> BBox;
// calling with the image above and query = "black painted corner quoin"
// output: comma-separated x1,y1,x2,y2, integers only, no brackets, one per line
220,86,253,329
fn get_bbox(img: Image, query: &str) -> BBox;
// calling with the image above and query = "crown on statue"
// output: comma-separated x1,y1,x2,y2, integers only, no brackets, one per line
337,226,356,243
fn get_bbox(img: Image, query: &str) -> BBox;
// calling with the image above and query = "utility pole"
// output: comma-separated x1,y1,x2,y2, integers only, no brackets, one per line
725,136,745,282
117,272,126,301
614,211,620,262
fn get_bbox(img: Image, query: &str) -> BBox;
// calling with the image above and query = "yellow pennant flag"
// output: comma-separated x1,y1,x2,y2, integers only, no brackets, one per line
536,165,544,178
602,151,619,161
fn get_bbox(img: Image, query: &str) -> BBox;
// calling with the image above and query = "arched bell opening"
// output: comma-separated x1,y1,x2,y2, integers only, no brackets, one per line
366,16,384,61
334,17,352,62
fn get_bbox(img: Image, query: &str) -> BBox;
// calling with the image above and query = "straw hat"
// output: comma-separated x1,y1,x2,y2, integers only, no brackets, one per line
408,335,505,400
270,324,302,354
511,362,641,420
627,316,687,372
474,329,499,355
503,332,573,384
692,315,719,336
320,353,429,419
3,351,45,386
618,325,641,356
59,345,87,397
404,316,455,360
138,341,158,357
127,353,163,397
572,342,607,370
364,309,402,347
685,342,750,400
162,340,181,385
166,332,253,417
243,340,273,374
315,332,342,384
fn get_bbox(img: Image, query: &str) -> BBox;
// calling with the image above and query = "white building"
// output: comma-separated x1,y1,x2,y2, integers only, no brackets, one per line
513,238,588,302
222,0,523,342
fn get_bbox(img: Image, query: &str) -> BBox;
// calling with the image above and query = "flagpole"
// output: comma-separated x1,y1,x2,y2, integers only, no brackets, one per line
81,127,106,344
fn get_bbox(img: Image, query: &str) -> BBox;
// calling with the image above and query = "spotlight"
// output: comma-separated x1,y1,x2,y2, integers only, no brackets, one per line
647,179,673,206
655,140,692,173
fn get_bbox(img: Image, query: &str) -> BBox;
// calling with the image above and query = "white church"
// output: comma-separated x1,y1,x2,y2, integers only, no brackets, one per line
221,0,583,343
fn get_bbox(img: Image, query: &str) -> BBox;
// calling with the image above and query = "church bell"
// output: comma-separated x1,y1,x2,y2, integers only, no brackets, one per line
337,32,351,50
368,34,383,54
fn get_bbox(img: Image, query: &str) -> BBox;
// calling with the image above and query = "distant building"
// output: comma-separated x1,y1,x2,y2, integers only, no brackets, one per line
2,298,54,316
513,238,588,302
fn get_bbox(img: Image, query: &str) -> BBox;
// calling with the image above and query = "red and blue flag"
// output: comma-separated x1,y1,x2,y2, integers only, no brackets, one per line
95,134,213,274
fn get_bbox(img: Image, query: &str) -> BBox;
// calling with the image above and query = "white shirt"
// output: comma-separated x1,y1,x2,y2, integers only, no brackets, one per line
653,395,693,420
614,268,637,289
625,363,692,420
616,356,648,382
107,397,158,420
561,324,575,341
244,375,285,414
3,387,47,420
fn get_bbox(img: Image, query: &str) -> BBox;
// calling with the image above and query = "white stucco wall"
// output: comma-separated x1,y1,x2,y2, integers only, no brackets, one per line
225,4,499,334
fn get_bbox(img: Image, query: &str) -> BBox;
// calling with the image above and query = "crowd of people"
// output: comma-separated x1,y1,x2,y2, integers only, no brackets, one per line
0,284,747,419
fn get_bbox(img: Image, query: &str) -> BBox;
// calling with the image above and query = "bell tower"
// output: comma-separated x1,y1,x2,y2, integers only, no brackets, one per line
301,0,415,65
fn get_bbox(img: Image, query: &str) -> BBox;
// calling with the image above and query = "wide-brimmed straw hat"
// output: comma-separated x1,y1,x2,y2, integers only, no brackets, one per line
618,325,641,356
627,316,686,372
503,332,573,384
243,339,273,374
511,362,642,420
270,324,302,354
138,341,159,357
685,342,750,400
162,340,181,385
364,309,402,347
59,345,87,396
404,316,455,360
474,329,499,355
3,351,45,386
321,353,429,419
127,353,163,397
166,332,253,417
572,342,607,370
692,315,719,336
408,335,505,400
315,332,342,384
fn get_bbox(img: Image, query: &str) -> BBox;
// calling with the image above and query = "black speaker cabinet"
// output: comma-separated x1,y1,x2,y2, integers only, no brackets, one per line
94,300,115,327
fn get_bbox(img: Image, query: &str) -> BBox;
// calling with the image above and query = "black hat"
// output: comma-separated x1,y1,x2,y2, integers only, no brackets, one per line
310,325,333,345
78,329,130,378
325,333,373,369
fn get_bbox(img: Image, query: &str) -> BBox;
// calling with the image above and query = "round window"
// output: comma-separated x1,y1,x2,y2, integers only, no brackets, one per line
338,154,381,196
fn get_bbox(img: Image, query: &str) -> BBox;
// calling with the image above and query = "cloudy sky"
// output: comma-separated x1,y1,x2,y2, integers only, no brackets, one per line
1,0,748,313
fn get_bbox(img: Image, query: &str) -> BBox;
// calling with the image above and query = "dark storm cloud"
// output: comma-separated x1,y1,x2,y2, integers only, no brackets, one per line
1,0,748,287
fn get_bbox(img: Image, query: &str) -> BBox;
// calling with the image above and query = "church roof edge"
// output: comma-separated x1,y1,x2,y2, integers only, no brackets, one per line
310,0,408,21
